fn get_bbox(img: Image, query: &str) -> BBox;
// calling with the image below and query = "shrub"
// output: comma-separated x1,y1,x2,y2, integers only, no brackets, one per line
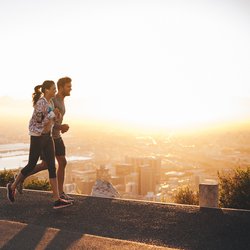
24,179,51,191
0,169,15,186
218,167,250,210
0,169,51,191
173,186,199,205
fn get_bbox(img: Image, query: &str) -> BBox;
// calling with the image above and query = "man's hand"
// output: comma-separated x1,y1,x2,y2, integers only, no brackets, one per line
60,124,69,133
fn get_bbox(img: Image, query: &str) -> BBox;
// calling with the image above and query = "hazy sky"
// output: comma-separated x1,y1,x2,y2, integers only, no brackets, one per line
1,0,250,130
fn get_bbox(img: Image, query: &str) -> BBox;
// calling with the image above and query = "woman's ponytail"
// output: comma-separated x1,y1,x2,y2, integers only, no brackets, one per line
32,84,43,106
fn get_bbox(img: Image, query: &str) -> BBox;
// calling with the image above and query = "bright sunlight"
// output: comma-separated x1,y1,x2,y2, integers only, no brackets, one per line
1,0,250,132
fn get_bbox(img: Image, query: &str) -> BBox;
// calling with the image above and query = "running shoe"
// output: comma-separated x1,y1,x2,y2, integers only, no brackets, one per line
53,199,73,209
7,183,15,202
60,192,74,202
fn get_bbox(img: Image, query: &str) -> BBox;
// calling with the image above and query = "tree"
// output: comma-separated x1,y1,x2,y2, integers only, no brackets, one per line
218,167,250,210
173,186,199,205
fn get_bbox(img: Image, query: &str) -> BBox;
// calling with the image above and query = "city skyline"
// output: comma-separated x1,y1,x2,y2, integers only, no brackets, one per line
1,121,250,203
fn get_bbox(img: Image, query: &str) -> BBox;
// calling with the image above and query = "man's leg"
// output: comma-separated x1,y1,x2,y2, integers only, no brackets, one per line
56,155,73,202
56,155,67,195
43,135,72,209
54,137,73,201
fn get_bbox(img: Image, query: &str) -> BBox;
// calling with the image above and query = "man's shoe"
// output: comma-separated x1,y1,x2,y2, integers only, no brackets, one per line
53,199,73,209
7,183,15,202
60,192,74,202
15,174,23,194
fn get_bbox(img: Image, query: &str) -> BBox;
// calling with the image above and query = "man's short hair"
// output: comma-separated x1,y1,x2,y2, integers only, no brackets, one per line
57,77,72,89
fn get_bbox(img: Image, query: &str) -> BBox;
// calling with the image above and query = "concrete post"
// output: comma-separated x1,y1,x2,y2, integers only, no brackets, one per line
199,183,219,208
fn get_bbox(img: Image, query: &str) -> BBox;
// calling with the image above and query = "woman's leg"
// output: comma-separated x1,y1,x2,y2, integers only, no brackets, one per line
12,172,25,189
12,136,42,190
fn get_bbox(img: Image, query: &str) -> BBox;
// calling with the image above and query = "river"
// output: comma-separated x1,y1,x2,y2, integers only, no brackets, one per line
0,143,92,170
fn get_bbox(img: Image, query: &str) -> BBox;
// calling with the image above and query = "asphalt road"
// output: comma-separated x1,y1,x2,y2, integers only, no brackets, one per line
0,187,250,250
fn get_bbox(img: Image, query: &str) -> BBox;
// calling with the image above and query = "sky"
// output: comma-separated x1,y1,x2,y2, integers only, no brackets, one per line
1,0,250,132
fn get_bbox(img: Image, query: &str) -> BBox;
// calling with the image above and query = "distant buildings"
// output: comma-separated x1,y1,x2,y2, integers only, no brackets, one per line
51,152,217,202
112,156,162,199
66,156,162,199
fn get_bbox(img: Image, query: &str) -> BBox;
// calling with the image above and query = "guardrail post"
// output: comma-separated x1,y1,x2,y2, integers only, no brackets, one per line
199,183,218,208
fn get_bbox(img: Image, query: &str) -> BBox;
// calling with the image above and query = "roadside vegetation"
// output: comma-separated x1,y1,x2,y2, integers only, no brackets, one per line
173,167,250,210
1,167,249,209
0,169,51,191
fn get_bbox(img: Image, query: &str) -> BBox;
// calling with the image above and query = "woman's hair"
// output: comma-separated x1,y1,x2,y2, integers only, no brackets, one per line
32,80,55,106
